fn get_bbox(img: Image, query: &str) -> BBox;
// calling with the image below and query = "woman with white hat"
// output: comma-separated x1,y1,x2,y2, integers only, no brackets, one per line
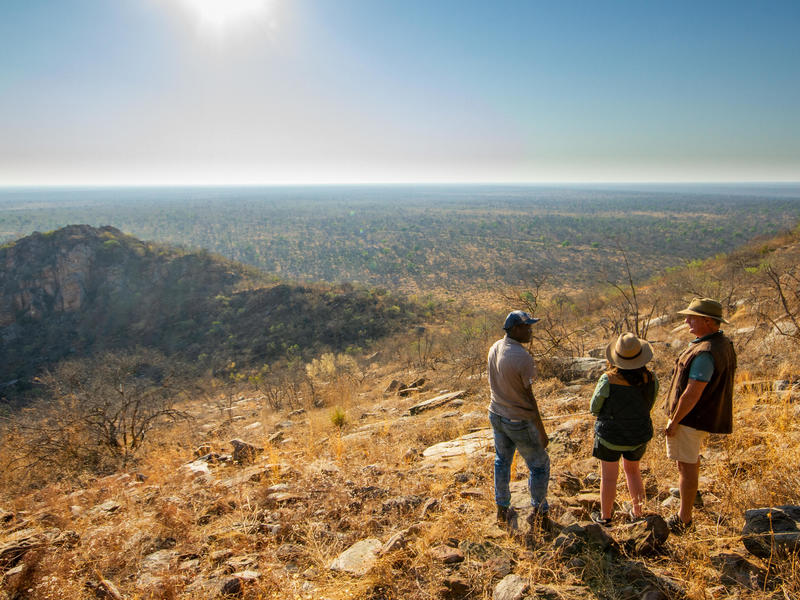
589,332,658,525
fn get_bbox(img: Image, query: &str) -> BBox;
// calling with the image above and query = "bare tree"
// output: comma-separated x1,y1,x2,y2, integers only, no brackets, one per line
604,242,659,338
4,350,192,480
755,263,800,343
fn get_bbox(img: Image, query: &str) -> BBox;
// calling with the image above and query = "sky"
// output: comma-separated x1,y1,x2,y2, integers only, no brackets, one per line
1,0,799,186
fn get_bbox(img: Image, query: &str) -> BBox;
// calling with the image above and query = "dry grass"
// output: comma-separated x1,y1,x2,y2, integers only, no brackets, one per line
6,233,800,598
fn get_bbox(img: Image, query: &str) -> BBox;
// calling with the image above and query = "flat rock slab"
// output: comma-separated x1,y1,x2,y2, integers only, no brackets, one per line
329,539,382,576
421,428,493,467
0,528,48,568
407,391,466,415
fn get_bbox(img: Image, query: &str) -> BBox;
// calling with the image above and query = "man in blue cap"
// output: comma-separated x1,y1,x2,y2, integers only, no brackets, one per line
488,310,550,527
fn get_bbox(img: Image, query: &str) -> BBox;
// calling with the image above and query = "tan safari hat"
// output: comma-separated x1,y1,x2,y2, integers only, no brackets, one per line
677,297,729,324
605,332,653,370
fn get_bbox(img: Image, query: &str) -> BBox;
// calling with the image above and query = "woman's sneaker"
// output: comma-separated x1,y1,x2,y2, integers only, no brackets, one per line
627,508,645,523
590,511,613,527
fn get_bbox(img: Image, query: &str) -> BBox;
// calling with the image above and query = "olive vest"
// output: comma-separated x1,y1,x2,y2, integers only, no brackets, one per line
595,373,656,446
664,331,737,434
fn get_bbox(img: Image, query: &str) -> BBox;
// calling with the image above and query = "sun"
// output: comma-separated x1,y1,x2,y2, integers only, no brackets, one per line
174,0,275,35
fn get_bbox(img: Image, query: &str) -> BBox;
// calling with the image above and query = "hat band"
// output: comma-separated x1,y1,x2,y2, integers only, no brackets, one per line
618,347,642,360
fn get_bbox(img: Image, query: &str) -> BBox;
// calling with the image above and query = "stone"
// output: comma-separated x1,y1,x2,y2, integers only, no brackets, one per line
406,390,466,415
553,522,615,555
183,460,212,476
421,428,493,467
380,531,408,555
194,444,213,457
484,555,513,578
232,570,260,581
429,544,464,564
267,431,284,444
92,500,121,515
710,552,769,590
493,574,529,600
573,493,600,510
141,549,179,571
0,528,47,568
660,496,680,510
381,495,424,513
384,379,402,394
210,549,234,563
616,515,670,554
229,439,263,464
549,356,606,382
398,386,423,397
442,576,471,598
329,539,382,576
742,506,800,558
220,577,242,596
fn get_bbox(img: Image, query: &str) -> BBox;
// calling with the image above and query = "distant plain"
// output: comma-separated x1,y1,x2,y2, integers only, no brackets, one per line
2,183,800,295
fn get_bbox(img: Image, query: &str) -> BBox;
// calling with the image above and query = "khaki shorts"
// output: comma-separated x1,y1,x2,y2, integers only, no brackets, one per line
665,424,709,463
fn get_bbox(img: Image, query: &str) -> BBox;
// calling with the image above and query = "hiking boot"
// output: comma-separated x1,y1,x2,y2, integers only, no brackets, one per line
527,509,558,536
590,511,613,527
496,505,510,525
666,513,693,535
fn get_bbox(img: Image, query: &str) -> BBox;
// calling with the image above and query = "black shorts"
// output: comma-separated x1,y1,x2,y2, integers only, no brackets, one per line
592,436,647,462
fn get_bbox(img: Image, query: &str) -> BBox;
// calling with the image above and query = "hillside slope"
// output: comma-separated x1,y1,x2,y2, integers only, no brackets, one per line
2,226,800,599
0,225,419,393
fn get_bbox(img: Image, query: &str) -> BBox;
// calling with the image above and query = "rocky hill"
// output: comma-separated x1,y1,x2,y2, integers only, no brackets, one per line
2,225,800,599
0,225,419,395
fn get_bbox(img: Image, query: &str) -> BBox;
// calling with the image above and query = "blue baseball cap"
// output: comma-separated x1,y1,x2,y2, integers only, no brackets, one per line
503,310,540,330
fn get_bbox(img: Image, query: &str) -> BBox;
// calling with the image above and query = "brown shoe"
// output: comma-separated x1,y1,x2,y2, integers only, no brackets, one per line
666,513,693,534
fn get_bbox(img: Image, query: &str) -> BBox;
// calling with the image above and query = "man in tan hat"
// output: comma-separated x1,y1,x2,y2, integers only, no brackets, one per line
663,298,736,533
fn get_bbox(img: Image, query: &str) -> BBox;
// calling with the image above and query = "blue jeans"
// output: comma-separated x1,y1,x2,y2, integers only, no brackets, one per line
489,411,550,513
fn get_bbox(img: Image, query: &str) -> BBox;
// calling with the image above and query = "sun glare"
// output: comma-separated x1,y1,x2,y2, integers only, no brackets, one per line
175,0,275,35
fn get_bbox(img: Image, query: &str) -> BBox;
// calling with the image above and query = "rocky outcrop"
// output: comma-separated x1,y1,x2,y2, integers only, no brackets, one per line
742,505,800,557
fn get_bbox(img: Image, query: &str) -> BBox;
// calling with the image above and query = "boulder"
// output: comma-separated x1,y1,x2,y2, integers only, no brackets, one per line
548,357,607,382
421,428,493,467
710,552,770,590
229,439,263,464
615,515,670,554
553,522,615,555
742,506,800,558
329,539,382,576
0,528,47,568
